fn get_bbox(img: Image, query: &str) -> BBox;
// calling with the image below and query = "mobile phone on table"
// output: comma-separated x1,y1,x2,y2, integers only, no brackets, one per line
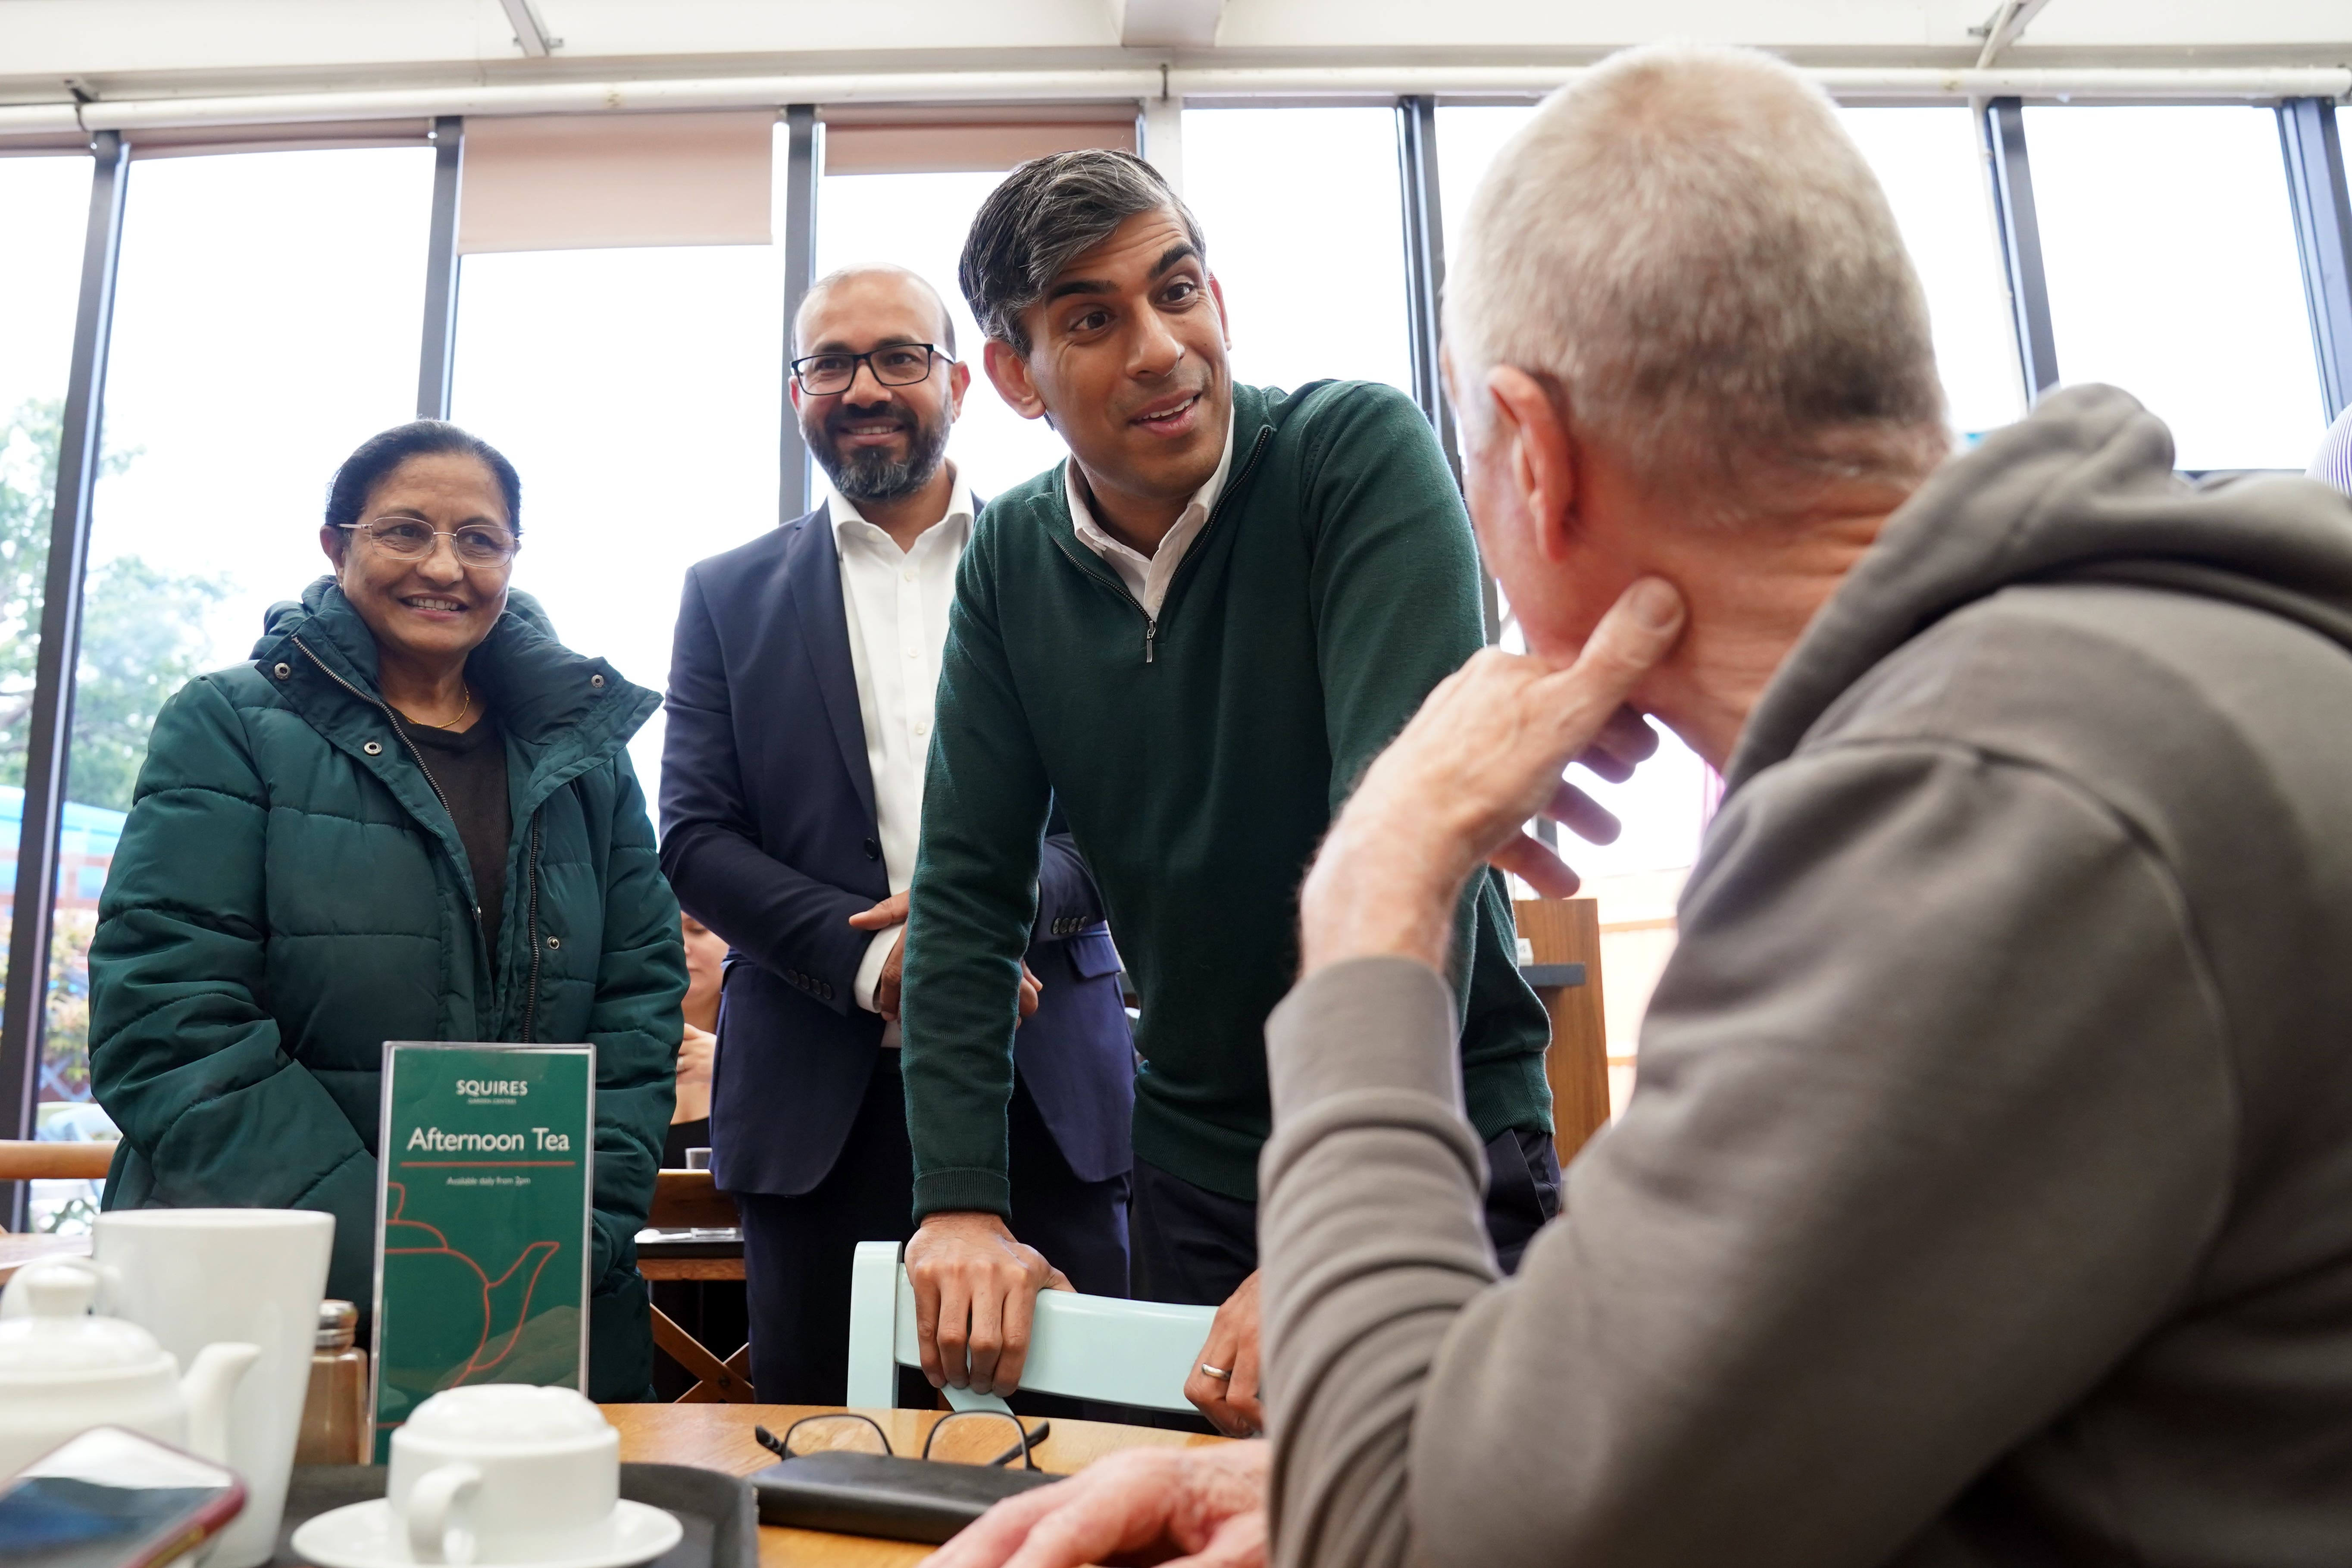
0,1426,245,1568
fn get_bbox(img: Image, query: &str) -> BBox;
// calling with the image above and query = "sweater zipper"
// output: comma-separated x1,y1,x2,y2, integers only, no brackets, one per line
1148,423,1273,663
1067,423,1276,666
291,635,505,1013
521,814,544,1043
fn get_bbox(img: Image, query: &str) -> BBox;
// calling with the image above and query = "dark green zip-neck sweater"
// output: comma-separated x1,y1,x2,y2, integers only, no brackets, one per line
901,380,1551,1217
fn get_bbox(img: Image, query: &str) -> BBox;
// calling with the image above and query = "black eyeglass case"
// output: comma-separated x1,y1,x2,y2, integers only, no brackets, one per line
751,1452,1064,1544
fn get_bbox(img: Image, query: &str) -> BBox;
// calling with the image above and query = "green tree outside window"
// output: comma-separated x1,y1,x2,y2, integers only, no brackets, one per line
0,398,231,1105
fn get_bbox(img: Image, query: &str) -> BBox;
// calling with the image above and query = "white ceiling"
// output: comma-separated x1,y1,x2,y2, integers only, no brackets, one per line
2,0,2346,106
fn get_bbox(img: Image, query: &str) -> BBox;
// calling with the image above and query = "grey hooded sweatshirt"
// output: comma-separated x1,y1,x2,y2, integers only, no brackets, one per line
1259,386,2352,1568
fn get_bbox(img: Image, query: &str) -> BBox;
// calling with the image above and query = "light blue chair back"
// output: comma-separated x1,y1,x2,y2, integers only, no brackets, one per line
845,1240,1215,1414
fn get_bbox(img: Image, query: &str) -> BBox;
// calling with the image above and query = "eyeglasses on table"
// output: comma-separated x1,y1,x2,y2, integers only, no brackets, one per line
754,1410,1049,1471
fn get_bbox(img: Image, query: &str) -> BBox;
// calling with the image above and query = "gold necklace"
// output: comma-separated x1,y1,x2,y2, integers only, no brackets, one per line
405,683,472,731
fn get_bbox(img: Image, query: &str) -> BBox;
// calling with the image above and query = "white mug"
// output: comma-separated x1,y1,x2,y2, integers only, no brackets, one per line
389,1385,621,1564
84,1210,334,1568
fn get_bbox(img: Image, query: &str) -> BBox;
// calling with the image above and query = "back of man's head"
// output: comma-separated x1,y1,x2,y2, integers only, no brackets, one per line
1448,46,1948,524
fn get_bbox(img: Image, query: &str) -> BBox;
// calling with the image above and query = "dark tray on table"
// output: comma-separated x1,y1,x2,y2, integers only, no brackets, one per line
274,1463,756,1568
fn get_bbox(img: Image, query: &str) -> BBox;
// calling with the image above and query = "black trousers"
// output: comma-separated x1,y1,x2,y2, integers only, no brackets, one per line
1131,1126,1562,1308
734,1053,1131,1405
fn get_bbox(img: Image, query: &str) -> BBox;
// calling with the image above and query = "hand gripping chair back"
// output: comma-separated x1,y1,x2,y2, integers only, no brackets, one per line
845,1240,1215,1414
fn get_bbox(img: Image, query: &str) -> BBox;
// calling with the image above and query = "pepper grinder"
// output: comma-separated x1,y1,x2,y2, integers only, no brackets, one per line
294,1299,369,1465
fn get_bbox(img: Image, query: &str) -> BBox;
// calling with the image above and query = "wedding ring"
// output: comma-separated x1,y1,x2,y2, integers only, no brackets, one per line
1198,1363,1232,1380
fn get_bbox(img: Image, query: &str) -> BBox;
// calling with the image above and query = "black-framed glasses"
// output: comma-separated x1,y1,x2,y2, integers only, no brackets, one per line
338,515,519,567
756,1411,1048,1471
791,344,945,397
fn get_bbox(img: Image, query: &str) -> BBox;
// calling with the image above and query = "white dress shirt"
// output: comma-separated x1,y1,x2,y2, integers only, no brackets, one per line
834,472,976,1045
1066,413,1235,618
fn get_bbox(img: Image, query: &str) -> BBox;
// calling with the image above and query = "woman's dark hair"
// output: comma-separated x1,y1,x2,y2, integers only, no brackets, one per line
325,421,523,536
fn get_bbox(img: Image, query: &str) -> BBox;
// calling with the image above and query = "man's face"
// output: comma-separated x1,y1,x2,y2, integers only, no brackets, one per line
792,272,970,502
985,207,1232,507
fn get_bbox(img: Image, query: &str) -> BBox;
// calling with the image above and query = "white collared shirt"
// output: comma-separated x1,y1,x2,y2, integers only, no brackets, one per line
833,472,976,1044
1065,413,1236,618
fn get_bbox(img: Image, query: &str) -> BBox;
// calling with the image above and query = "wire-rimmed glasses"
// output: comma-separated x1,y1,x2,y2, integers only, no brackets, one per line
755,1410,1048,1471
338,515,519,567
790,344,945,397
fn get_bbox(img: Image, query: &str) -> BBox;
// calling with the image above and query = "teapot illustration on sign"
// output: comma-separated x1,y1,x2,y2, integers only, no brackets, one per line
0,1264,258,1476
382,1181,563,1386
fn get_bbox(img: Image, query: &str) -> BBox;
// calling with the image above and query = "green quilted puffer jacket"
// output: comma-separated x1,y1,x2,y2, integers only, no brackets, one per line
90,577,685,1400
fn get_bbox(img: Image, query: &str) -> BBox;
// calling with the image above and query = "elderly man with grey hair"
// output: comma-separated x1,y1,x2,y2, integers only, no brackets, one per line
895,147,1576,1436
931,44,2352,1568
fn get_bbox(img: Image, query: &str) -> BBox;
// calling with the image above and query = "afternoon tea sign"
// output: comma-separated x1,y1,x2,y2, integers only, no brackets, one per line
372,1042,595,1460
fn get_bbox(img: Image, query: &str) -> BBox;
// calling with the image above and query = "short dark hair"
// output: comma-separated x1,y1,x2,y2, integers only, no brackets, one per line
325,421,523,536
958,149,1207,357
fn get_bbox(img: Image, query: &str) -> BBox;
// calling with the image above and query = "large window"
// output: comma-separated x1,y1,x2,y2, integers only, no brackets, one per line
815,166,1069,501
0,154,93,832
450,191,784,803
89,147,435,768
20,145,432,1221
0,153,96,1197
1434,103,1535,243
1182,107,1414,395
68,145,434,1077
1838,108,2024,438
2025,105,2325,471
815,111,1420,521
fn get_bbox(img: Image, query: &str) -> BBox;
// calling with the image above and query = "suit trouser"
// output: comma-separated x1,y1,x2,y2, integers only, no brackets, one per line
735,1052,1131,1405
1130,1125,1563,1308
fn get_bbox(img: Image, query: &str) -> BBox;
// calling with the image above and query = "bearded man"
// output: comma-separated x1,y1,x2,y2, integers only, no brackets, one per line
660,264,1136,1403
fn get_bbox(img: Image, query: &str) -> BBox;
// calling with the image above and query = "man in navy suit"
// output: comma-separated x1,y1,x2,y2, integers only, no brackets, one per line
660,264,1135,1403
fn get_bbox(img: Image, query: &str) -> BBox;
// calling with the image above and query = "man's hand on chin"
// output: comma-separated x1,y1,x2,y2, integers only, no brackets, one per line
904,1211,1072,1396
1185,1271,1264,1437
1301,577,1687,976
922,1442,1270,1568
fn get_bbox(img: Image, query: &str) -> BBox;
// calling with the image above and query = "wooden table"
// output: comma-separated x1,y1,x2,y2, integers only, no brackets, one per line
0,1231,91,1287
604,1402,1226,1568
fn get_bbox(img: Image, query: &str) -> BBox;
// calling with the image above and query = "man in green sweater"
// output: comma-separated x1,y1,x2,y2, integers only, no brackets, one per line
900,149,1573,1433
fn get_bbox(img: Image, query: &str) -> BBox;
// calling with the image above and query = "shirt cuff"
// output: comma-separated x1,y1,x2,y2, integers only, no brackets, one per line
853,924,902,1014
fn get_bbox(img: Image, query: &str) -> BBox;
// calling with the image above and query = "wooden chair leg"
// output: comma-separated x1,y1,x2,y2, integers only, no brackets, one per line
651,1307,756,1403
678,1343,753,1405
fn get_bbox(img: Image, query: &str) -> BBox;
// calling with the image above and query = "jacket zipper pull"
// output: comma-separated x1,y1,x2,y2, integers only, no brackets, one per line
1144,617,1157,665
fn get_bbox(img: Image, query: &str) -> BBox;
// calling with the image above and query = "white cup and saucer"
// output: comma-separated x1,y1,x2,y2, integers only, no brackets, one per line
292,1385,683,1568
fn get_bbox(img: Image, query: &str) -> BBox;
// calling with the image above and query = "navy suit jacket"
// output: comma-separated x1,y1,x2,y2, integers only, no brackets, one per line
659,504,1135,1198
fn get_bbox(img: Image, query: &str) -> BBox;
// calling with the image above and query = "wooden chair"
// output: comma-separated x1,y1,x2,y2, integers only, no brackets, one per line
0,1139,110,1282
0,1140,115,1183
644,1169,754,1403
1514,898,1611,1161
845,1240,1214,1414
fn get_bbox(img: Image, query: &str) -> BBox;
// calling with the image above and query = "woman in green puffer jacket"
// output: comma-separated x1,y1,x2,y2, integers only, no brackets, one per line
88,420,685,1400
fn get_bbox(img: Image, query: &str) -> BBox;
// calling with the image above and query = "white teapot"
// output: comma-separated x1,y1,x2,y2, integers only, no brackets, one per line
0,1262,258,1477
